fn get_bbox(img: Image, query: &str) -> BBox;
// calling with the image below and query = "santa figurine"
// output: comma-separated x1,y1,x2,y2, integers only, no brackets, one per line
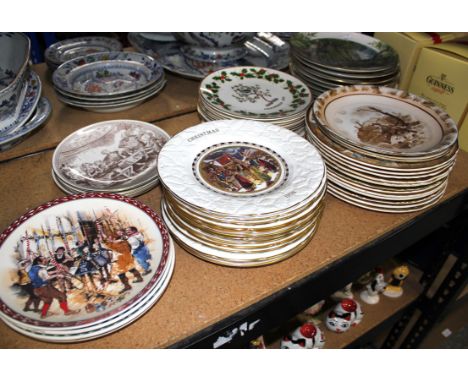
331,282,354,301
383,265,410,298
281,322,325,349
326,298,363,333
360,268,387,304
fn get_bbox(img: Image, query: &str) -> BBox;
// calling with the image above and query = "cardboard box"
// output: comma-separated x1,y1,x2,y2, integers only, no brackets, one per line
374,32,466,90
408,41,468,127
459,114,468,153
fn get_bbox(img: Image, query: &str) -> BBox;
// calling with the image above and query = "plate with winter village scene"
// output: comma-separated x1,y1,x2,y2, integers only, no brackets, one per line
313,86,458,158
0,193,172,337
52,120,170,194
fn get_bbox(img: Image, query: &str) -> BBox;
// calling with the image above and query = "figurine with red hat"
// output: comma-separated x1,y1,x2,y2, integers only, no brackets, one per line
326,298,363,333
360,268,387,305
281,322,325,349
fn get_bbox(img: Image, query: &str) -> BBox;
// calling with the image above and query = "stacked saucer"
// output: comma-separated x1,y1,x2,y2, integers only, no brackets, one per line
52,52,166,113
0,193,174,343
52,120,170,197
158,120,326,267
1,33,51,151
305,86,459,213
290,33,400,98
45,36,123,72
198,66,312,136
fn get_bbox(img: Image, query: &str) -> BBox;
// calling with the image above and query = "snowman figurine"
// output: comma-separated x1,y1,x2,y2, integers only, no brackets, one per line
281,322,325,349
360,268,387,304
326,298,363,333
331,282,354,301
383,265,410,298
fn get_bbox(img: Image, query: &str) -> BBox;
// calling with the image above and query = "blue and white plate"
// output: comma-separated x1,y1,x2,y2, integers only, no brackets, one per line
53,52,164,97
0,70,41,135
0,97,51,151
45,36,123,70
128,32,290,80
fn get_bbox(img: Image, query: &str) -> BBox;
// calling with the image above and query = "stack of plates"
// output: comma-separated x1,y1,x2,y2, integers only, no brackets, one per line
0,70,51,151
305,85,459,213
158,120,326,267
198,66,312,137
0,193,174,343
45,36,123,72
52,120,170,197
290,33,400,98
52,52,166,113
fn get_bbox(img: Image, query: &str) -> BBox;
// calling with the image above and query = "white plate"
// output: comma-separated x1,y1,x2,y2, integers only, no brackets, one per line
157,120,325,216
313,86,458,157
0,193,171,330
200,66,312,119
53,120,170,191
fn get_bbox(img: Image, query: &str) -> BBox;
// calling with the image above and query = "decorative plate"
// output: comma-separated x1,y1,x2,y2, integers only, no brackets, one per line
290,33,398,73
139,32,177,42
53,52,163,97
157,120,325,216
0,70,42,135
200,66,312,119
45,36,123,66
0,97,51,151
53,120,170,190
313,86,458,157
0,193,170,329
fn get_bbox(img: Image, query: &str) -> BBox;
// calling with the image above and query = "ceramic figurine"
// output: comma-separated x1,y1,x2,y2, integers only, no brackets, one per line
281,322,325,349
303,299,325,316
360,268,387,304
357,271,374,286
326,298,362,333
383,265,410,298
248,336,266,349
331,282,354,301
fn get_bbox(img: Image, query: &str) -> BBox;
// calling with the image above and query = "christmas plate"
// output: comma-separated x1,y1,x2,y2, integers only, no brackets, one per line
313,86,458,158
45,36,123,69
0,193,171,331
157,120,325,216
199,66,312,119
52,120,170,192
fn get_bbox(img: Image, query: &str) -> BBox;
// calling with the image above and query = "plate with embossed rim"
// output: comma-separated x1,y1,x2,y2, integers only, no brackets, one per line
200,67,312,120
0,70,42,135
0,193,171,330
290,33,399,73
157,120,325,217
0,238,175,339
45,36,123,69
53,120,170,191
313,86,458,158
0,97,51,151
53,52,164,97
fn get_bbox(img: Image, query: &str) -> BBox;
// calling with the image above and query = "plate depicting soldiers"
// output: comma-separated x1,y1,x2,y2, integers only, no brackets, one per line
195,143,287,196
0,196,169,326
54,120,169,189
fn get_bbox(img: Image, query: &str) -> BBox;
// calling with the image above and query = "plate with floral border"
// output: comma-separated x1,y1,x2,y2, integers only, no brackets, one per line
199,66,312,119
0,193,171,330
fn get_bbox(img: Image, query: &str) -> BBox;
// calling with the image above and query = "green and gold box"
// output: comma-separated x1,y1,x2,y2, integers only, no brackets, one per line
374,32,466,90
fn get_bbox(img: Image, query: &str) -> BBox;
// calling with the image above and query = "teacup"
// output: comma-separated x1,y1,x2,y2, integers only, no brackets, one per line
0,33,31,130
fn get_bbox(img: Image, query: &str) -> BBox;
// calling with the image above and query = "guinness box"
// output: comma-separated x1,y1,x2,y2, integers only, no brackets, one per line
374,32,466,90
408,40,468,127
459,115,468,153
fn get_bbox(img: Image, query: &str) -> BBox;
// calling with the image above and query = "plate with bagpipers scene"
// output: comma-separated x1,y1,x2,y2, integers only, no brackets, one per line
0,193,172,335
